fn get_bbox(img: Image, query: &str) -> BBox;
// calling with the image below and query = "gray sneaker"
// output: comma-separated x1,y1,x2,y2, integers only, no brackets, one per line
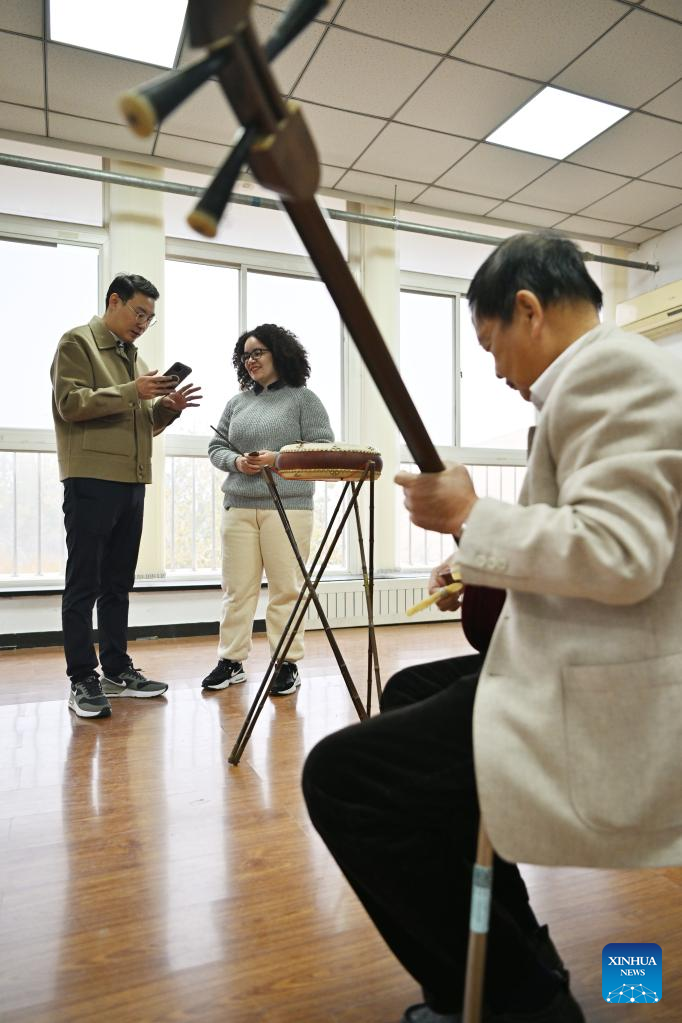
102,665,168,698
69,673,112,719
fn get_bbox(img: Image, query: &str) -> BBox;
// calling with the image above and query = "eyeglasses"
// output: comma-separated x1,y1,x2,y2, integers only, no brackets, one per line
126,302,157,329
241,347,270,364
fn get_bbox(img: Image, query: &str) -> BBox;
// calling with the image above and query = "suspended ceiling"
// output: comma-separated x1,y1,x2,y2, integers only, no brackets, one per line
1,0,682,245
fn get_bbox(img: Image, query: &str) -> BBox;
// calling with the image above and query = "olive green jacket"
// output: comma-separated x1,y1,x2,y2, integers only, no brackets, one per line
50,316,179,483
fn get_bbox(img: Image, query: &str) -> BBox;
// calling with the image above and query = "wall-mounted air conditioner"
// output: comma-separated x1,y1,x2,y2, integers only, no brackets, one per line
616,280,682,340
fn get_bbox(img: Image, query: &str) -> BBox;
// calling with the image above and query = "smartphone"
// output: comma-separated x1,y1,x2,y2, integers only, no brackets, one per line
163,361,192,386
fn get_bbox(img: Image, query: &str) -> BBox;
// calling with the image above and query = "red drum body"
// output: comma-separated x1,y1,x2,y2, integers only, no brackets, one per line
274,442,382,482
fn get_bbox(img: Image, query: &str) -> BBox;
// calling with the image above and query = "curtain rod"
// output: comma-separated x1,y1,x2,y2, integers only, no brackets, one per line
0,152,660,273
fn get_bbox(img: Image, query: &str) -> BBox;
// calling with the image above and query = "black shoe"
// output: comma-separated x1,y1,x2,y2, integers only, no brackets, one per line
488,985,585,1022
401,1005,459,1022
68,673,112,719
270,661,301,696
201,659,246,690
531,925,569,985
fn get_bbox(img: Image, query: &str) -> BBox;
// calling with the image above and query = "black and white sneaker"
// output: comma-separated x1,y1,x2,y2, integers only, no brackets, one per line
68,673,112,718
201,659,246,690
270,662,301,696
102,665,168,698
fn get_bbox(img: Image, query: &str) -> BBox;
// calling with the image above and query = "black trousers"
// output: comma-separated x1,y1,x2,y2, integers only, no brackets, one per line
302,654,557,1015
62,478,145,683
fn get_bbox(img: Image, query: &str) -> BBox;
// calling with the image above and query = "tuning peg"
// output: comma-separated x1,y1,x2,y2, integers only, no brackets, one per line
187,128,255,237
120,47,230,137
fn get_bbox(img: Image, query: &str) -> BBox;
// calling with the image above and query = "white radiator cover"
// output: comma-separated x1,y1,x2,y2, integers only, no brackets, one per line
301,577,460,629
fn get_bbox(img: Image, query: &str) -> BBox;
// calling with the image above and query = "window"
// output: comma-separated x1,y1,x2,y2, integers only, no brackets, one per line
399,291,454,446
459,300,535,449
164,259,240,436
246,270,343,438
1,239,100,431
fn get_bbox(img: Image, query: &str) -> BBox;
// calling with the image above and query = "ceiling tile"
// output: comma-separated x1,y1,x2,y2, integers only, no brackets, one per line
643,80,682,122
0,32,44,107
639,0,682,18
49,113,154,155
512,163,629,213
397,58,538,139
155,134,229,170
159,79,239,144
355,123,474,183
582,179,682,222
437,144,555,199
333,170,423,204
568,112,682,177
296,101,384,166
335,0,488,53
0,0,42,36
251,5,326,94
555,214,633,238
615,226,661,243
555,9,682,107
254,0,343,21
0,101,45,136
643,204,682,229
488,202,566,227
414,187,498,215
47,44,165,126
319,165,345,190
452,0,624,80
293,27,440,117
644,153,682,187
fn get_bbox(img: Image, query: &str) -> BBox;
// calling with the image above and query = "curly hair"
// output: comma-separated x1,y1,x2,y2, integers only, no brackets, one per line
233,323,311,390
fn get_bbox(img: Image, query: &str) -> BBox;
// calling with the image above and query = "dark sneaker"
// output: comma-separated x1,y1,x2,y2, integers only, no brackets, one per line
401,1005,459,1022
488,985,585,1022
102,665,168,698
270,661,301,696
69,673,112,719
201,659,246,690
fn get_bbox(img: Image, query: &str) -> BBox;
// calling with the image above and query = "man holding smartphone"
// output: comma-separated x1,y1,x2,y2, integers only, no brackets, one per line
51,272,202,718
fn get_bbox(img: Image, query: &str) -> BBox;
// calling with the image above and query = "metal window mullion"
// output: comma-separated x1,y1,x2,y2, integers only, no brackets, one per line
12,452,18,576
37,453,42,576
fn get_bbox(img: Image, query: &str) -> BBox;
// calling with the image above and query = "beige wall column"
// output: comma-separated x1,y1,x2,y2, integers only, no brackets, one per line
104,160,167,579
346,202,400,572
599,244,633,323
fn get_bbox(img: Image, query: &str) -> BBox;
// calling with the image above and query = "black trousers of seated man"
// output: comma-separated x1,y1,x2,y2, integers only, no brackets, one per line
62,477,145,684
302,653,562,1016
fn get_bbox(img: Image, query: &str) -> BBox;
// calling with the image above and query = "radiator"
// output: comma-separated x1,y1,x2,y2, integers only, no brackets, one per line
302,577,460,629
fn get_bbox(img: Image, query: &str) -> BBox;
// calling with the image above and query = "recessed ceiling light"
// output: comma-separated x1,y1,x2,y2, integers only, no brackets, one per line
486,87,629,160
49,0,188,68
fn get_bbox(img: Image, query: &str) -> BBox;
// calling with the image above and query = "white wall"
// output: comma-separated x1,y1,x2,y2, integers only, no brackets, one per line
625,224,682,355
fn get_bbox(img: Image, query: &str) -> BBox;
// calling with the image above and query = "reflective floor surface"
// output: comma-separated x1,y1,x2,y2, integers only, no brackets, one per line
0,627,680,1022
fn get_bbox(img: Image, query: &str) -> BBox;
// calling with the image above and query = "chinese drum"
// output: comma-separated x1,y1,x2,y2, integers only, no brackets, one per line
274,442,383,481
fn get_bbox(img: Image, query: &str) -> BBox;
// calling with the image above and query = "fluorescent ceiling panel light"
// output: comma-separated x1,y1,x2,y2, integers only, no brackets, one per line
50,0,188,68
486,87,629,159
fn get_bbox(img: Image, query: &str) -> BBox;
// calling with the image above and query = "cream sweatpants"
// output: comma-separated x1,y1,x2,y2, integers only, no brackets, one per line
218,506,313,663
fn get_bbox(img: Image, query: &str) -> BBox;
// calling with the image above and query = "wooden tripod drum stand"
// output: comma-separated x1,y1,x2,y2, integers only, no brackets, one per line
228,458,382,766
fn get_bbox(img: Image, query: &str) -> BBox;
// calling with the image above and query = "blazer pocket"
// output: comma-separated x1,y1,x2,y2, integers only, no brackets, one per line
562,655,682,833
82,414,134,456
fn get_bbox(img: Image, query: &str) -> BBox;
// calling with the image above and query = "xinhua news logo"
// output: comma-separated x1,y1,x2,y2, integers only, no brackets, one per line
602,943,662,1004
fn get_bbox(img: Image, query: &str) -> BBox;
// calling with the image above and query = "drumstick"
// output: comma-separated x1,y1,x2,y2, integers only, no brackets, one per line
209,424,261,460
406,580,463,617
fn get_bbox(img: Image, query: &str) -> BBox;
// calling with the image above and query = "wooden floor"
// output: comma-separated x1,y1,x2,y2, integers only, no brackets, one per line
0,624,680,1022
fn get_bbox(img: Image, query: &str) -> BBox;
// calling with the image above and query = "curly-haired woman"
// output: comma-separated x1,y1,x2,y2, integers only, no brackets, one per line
202,324,333,695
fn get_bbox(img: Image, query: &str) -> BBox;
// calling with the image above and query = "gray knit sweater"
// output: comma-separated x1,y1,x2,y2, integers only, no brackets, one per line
208,382,334,510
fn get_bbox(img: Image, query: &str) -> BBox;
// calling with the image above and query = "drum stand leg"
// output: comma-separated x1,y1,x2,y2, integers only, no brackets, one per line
463,822,494,1023
228,470,369,765
350,466,381,714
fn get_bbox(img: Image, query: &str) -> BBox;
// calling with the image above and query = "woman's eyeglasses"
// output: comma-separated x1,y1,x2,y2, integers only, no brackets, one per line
241,348,270,364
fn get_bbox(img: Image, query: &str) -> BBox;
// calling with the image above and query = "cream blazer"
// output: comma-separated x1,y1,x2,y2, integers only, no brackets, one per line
460,323,682,868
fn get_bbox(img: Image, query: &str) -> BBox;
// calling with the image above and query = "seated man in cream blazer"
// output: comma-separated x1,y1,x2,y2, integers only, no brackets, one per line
303,232,682,1023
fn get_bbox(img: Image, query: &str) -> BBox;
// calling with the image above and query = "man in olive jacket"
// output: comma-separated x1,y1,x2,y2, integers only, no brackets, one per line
51,272,201,719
